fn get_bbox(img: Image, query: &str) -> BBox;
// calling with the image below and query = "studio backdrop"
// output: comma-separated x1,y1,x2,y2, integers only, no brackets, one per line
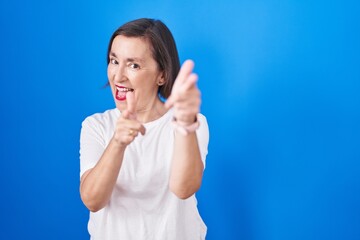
0,0,359,239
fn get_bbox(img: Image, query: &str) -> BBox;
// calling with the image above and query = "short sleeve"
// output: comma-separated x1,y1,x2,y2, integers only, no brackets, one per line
196,113,210,169
79,116,106,178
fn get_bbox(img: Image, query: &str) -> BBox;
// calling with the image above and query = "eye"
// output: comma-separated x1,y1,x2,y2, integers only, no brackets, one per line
110,58,118,65
128,62,140,69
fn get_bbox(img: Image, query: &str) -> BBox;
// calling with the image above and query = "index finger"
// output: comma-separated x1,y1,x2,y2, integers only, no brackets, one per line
182,73,198,91
126,91,136,114
164,73,198,110
176,60,195,85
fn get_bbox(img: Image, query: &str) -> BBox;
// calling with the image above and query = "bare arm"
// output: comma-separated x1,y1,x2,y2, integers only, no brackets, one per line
166,60,205,199
169,131,204,199
80,92,145,212
80,139,126,212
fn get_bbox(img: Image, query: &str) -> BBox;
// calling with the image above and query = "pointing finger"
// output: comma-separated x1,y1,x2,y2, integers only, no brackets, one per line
126,91,136,114
176,60,195,85
121,109,131,119
164,73,198,110
182,73,198,91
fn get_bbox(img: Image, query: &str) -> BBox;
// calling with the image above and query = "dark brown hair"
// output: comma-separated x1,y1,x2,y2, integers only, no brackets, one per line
107,18,180,99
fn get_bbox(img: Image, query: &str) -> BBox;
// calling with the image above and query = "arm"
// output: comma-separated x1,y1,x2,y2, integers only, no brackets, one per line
169,131,204,199
80,92,145,212
80,138,126,212
166,60,206,199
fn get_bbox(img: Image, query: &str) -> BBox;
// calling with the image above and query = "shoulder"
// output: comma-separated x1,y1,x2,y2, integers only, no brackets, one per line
82,108,119,129
197,113,208,129
197,113,207,123
196,112,209,139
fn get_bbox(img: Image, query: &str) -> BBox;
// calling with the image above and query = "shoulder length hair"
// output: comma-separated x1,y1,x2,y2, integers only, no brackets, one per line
107,18,180,99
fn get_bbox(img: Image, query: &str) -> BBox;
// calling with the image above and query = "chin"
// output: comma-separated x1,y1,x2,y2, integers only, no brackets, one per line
115,102,126,112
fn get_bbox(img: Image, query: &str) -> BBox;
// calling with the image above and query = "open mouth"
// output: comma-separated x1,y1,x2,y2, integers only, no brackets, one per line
115,85,134,101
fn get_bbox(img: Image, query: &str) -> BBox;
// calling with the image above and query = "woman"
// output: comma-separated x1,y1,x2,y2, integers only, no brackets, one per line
79,18,209,239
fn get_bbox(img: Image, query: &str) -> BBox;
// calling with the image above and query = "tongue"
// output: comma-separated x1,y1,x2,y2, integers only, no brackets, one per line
116,89,127,101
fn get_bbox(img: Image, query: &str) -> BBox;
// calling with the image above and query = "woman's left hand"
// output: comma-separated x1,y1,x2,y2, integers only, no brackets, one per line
165,60,201,125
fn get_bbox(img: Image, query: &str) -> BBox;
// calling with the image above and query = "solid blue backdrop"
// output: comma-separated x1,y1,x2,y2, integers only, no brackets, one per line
0,0,359,239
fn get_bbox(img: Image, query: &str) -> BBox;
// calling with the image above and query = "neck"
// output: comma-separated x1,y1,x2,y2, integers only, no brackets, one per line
136,97,167,123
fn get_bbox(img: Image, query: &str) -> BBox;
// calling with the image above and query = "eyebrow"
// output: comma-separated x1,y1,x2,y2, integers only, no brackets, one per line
109,52,145,63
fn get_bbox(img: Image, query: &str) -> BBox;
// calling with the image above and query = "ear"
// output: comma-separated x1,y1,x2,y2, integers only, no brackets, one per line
157,73,165,86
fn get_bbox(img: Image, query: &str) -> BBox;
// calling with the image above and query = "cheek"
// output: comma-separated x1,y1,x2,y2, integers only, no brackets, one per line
126,69,139,79
107,68,115,91
107,64,119,79
107,65,113,79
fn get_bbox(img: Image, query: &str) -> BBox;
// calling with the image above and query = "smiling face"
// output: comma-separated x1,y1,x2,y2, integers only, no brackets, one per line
107,35,165,112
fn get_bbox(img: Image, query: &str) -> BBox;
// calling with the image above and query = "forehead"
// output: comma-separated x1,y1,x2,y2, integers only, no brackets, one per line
110,35,153,59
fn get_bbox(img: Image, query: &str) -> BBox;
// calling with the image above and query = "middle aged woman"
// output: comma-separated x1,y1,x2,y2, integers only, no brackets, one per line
80,18,209,239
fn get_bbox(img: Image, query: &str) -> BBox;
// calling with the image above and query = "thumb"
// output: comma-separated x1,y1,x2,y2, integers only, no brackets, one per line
164,95,175,110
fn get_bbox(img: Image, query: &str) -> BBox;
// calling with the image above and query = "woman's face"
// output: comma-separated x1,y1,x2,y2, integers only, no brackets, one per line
107,35,164,112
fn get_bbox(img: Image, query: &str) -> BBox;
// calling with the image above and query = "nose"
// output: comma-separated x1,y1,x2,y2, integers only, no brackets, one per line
112,63,128,84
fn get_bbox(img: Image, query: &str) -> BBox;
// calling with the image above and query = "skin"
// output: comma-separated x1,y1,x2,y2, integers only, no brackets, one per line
80,35,204,212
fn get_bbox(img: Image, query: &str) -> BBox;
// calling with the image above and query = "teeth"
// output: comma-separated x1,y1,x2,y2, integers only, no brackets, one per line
116,87,133,92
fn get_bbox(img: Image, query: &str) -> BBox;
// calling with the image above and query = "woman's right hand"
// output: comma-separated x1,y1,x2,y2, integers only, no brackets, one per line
113,91,146,146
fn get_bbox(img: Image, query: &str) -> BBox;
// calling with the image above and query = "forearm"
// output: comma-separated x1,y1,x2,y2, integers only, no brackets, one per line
80,138,125,212
169,131,204,199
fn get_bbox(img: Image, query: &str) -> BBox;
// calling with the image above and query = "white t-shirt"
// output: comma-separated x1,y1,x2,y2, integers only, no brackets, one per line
80,108,209,240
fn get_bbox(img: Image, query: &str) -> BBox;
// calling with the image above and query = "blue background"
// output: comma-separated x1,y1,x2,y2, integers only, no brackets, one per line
1,0,359,239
